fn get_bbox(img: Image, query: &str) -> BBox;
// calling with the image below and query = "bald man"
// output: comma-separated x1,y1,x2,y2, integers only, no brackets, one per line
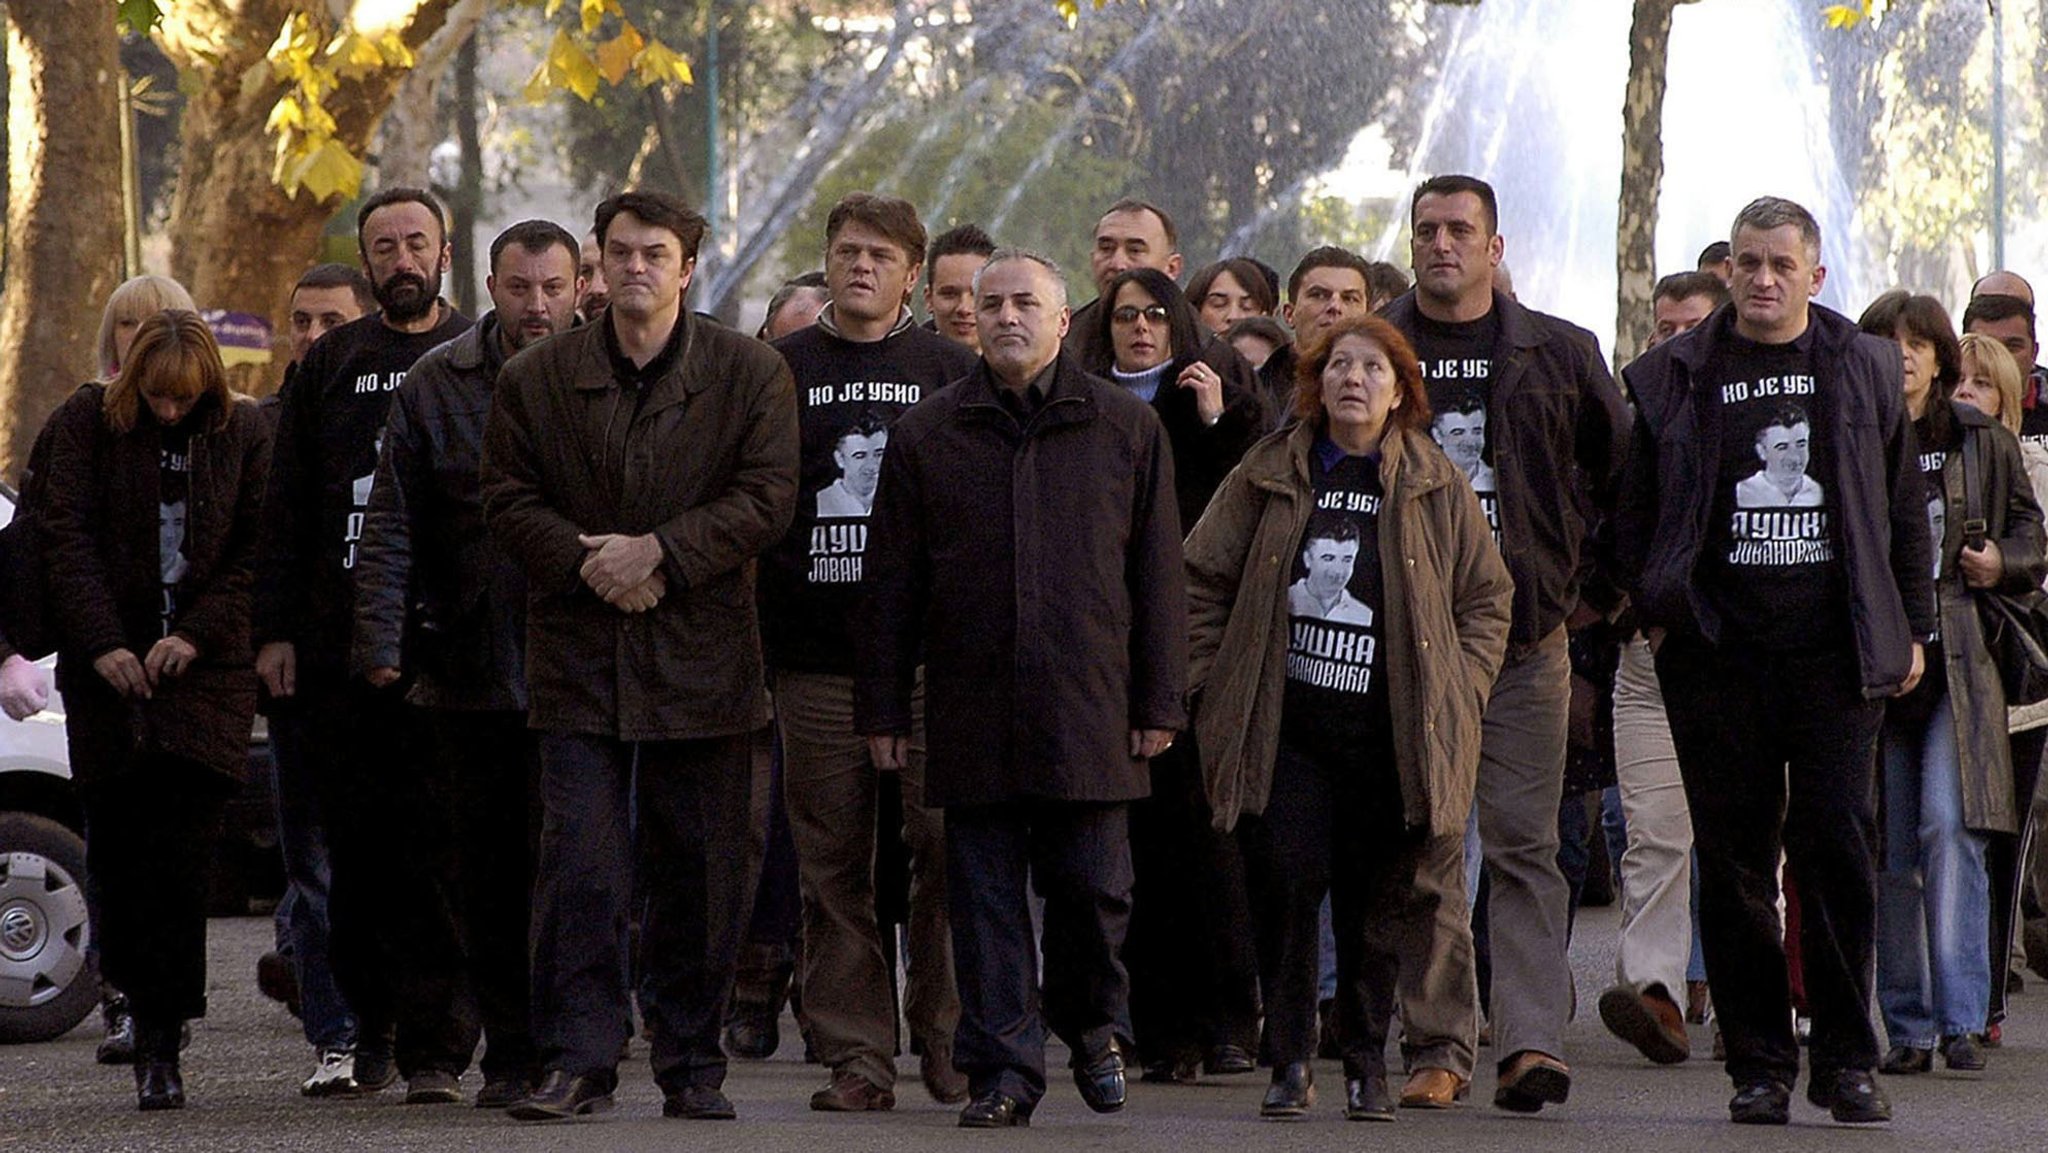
1972,270,2034,305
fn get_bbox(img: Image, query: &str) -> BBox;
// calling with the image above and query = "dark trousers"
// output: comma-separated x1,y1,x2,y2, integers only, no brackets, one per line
530,731,755,1094
300,671,478,1077
428,710,540,1080
729,731,802,1020
1989,727,2046,1022
1126,742,1260,1063
1240,742,1474,1078
266,698,355,1050
946,799,1133,1109
1656,637,1885,1086
72,703,229,1027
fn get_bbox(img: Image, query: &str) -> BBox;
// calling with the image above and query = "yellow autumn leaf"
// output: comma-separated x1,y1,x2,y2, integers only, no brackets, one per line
374,32,416,70
547,28,602,101
523,59,553,103
1057,0,1079,28
581,0,623,36
596,25,645,87
287,138,366,202
327,31,389,78
1821,2,1868,29
632,38,694,88
265,94,305,134
545,0,569,18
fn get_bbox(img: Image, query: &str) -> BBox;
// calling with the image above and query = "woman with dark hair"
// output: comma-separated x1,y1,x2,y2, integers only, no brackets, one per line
1186,314,1511,1119
1084,266,1268,1083
40,310,271,1110
1090,266,1264,529
1856,292,2044,1075
1188,258,1279,335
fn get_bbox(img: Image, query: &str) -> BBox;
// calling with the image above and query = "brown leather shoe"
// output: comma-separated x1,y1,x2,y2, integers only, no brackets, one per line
1597,984,1690,1065
920,1044,968,1104
1398,1067,1468,1109
809,1071,895,1112
1493,1050,1570,1113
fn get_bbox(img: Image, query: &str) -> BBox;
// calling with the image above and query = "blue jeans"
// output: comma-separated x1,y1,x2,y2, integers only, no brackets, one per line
1877,693,1992,1047
267,703,356,1052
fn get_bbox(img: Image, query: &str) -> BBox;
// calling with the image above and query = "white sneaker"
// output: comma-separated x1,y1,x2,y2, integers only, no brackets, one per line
302,1048,358,1097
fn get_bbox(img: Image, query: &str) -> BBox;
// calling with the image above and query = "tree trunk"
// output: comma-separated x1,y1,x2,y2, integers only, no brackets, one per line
0,2,126,475
374,0,485,190
155,0,457,392
1614,0,1690,370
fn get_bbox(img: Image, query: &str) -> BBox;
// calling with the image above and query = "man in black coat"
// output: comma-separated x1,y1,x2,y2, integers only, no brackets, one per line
857,250,1187,1128
351,219,585,1109
1616,196,1933,1127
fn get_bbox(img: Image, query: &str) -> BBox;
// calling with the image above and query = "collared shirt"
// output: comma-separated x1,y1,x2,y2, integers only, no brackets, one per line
995,360,1058,422
603,310,687,390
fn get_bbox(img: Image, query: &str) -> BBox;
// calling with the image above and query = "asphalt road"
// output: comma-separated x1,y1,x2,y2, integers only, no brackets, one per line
2,905,2043,1152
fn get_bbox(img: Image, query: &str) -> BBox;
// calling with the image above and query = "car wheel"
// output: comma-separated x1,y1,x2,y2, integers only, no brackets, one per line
0,812,98,1043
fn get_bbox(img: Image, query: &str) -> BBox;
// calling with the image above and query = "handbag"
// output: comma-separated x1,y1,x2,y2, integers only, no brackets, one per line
1958,430,2048,706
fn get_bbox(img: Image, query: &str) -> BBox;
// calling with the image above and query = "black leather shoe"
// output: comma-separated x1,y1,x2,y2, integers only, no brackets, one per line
1344,1074,1395,1121
1878,1045,1931,1075
1813,1069,1890,1124
475,1073,537,1110
663,1085,737,1120
959,1091,1030,1128
135,1059,185,1111
1260,1061,1315,1118
507,1070,616,1121
1728,1079,1789,1125
723,1006,779,1060
1205,1043,1256,1076
1073,1045,1126,1113
1139,1052,1199,1084
97,996,136,1066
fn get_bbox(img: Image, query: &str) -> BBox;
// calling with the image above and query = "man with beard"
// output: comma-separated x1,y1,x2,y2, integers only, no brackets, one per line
255,187,474,1103
762,193,977,1113
578,230,609,323
350,220,584,1109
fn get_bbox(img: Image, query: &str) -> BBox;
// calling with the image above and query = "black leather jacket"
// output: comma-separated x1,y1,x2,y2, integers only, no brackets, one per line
352,312,529,711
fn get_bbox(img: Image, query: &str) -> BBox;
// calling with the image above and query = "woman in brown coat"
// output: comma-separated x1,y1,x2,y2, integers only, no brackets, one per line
1185,314,1511,1120
41,310,269,1110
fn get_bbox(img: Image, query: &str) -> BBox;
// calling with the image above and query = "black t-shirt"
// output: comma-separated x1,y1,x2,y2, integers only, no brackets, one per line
1280,443,1394,771
159,422,193,635
1700,328,1850,651
1410,309,1502,538
758,318,978,675
256,305,472,662
2019,366,2048,449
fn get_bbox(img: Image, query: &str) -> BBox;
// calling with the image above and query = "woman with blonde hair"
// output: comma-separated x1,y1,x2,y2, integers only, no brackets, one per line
95,275,197,380
40,309,270,1109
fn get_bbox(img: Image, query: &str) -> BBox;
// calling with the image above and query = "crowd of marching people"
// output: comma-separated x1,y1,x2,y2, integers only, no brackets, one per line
5,172,2048,1132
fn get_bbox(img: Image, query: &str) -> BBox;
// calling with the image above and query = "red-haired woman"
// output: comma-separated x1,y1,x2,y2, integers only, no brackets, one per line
40,310,270,1110
1185,314,1511,1119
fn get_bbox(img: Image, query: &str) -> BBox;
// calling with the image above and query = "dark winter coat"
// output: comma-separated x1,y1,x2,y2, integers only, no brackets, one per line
41,387,271,780
1068,296,1268,432
855,353,1189,806
1382,289,1632,646
1908,401,2044,835
480,310,799,740
352,312,528,711
1184,422,1512,835
1616,304,1937,697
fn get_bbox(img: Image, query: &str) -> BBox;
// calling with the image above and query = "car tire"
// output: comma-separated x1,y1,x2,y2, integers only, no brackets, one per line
0,812,98,1043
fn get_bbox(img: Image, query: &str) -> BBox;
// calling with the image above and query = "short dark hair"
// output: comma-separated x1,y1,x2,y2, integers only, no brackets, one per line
926,223,996,283
294,263,375,313
1857,290,1962,393
1363,261,1411,307
1287,246,1374,303
757,271,828,339
489,220,579,275
1302,510,1361,549
1653,270,1730,310
594,190,708,261
1096,267,1206,378
356,186,448,248
836,409,891,446
1185,259,1278,318
1962,292,2036,343
1758,402,1810,440
826,192,928,271
1411,174,1499,235
1697,240,1732,267
1100,198,1178,248
1222,315,1292,351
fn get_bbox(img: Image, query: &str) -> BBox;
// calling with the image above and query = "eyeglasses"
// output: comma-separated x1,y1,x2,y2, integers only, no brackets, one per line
1111,304,1170,325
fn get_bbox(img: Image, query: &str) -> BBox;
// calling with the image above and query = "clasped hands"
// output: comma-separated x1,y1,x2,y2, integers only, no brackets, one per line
94,635,198,700
579,532,667,613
